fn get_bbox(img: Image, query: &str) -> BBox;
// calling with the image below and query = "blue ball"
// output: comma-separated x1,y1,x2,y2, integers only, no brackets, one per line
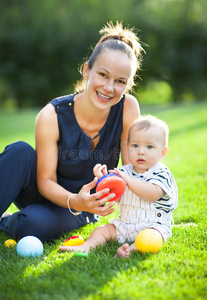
17,236,43,257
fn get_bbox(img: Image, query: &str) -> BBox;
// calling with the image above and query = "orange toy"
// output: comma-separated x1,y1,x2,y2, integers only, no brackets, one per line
96,174,126,201
63,235,84,246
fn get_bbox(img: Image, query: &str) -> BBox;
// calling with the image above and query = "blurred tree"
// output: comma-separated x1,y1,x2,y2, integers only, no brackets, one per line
0,0,80,107
130,0,207,102
0,0,206,108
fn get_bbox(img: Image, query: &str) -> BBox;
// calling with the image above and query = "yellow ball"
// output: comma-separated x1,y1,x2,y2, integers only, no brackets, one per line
135,229,163,254
4,239,17,248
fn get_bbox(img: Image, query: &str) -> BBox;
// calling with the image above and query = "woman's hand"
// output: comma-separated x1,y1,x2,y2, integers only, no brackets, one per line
70,177,116,217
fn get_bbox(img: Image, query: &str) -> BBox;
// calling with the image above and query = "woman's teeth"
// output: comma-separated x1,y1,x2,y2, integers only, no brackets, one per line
97,92,111,100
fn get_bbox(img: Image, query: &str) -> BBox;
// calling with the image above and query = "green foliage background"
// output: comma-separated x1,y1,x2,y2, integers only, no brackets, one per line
0,0,207,109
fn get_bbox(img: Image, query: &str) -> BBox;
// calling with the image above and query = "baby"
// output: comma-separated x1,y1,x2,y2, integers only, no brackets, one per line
59,115,178,258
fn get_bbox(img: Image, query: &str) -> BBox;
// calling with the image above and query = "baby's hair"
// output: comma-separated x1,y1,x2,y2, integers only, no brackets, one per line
129,115,169,146
75,21,145,92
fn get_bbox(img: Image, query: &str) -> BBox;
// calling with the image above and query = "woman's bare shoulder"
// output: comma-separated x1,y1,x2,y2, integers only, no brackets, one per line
123,94,140,124
35,103,59,140
124,93,139,109
36,103,56,121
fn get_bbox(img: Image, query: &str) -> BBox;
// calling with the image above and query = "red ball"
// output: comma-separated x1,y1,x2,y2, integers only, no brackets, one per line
96,174,126,201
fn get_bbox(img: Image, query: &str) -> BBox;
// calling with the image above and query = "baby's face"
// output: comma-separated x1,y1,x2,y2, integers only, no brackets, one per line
128,125,167,173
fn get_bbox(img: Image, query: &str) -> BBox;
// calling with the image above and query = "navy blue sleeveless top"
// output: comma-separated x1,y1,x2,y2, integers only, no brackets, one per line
50,93,125,194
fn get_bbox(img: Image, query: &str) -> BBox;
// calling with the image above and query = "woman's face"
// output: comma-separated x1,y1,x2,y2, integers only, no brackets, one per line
83,49,132,110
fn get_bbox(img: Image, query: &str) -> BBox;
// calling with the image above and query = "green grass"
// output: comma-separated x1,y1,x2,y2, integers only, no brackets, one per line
0,108,39,152
0,102,207,300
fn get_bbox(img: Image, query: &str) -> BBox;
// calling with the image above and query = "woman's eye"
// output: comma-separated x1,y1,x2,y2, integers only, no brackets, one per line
117,79,126,84
100,72,106,78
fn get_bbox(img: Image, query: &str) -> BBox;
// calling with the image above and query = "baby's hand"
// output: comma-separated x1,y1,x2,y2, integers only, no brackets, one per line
109,168,129,185
93,164,108,179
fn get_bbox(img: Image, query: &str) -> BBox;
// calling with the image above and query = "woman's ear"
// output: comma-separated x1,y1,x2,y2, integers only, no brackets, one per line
83,62,89,80
161,146,169,159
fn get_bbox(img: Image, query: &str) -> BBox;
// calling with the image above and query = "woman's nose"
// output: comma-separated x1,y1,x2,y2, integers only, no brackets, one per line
104,80,115,92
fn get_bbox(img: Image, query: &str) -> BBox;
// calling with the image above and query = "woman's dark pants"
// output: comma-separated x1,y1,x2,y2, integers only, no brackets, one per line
0,141,96,242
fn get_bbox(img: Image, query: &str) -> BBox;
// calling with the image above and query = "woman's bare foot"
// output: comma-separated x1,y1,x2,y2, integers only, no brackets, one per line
116,243,130,259
59,243,92,253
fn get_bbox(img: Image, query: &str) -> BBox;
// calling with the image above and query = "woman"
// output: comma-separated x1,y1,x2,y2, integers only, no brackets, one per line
0,22,144,242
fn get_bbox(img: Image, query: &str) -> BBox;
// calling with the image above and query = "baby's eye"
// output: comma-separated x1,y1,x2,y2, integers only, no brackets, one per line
132,144,138,148
147,145,153,149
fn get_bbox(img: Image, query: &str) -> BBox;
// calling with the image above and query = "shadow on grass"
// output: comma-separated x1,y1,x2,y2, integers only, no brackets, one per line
0,235,149,299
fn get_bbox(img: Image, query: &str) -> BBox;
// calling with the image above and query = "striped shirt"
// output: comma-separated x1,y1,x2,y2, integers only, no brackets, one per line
117,162,178,222
109,162,178,243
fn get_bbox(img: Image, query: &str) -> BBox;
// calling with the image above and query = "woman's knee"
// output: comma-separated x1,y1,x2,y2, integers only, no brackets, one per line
9,142,37,188
10,141,36,161
3,141,36,170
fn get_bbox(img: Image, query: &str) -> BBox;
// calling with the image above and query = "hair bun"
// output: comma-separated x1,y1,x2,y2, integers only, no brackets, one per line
98,21,145,58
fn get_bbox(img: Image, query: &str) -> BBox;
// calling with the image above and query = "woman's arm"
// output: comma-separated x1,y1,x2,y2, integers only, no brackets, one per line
35,103,63,203
121,94,140,165
35,104,115,216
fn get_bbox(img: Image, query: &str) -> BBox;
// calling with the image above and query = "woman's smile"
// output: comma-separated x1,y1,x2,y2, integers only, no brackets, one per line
96,91,112,101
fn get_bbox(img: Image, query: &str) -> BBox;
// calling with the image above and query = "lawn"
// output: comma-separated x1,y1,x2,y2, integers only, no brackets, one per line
0,102,207,300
